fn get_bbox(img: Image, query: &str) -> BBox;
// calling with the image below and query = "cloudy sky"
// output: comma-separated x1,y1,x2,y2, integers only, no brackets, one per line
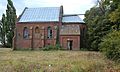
0,0,97,19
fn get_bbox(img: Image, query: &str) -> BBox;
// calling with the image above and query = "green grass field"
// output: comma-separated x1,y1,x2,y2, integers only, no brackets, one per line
0,48,119,72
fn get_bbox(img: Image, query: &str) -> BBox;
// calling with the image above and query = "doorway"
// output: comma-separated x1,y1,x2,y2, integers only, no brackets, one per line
67,40,73,50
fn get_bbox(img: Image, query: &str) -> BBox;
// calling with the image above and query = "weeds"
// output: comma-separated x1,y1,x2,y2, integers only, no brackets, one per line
0,48,120,72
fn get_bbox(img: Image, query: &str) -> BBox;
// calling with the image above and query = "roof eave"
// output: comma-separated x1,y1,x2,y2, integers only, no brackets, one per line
62,22,85,24
17,21,59,24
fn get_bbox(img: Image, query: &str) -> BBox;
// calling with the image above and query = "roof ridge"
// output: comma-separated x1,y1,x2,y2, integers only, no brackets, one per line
26,7,60,9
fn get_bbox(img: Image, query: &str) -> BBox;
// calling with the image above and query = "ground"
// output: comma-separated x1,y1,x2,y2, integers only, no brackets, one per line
0,48,120,72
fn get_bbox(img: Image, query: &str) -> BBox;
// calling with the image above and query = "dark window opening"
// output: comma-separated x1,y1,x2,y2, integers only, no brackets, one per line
47,27,52,39
23,27,29,39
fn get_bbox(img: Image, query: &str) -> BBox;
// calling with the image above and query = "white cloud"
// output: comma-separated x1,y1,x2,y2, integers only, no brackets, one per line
23,0,95,14
0,0,7,18
0,0,96,19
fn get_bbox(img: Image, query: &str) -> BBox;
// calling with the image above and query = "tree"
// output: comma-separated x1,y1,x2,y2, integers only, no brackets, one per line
108,0,120,30
84,0,113,51
0,14,7,47
84,0,120,62
6,0,16,47
99,30,120,61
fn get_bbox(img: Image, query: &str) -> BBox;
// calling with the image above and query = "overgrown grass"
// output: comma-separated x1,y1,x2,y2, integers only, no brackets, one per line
0,48,120,72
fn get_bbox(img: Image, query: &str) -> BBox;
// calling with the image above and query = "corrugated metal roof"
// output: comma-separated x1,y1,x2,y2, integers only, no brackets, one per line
60,25,80,35
62,15,85,23
19,7,60,22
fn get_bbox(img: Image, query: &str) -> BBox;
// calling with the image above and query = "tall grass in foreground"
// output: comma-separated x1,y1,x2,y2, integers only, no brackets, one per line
0,48,120,72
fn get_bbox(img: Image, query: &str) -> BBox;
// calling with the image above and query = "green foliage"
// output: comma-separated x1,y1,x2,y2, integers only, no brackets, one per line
80,48,88,51
14,48,32,51
5,0,16,47
0,14,7,47
84,0,120,51
42,45,54,51
43,44,61,51
105,0,120,30
55,44,61,50
0,0,16,48
109,6,120,23
84,0,120,63
84,7,112,51
99,31,120,61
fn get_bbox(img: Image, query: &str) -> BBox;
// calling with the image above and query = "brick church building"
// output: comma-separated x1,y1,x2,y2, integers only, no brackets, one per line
13,6,86,50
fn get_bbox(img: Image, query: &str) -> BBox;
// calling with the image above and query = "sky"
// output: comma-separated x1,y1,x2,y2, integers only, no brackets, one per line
0,0,97,19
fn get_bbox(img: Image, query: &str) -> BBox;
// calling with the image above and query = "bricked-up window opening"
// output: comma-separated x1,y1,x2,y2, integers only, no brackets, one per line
35,27,39,33
23,27,29,39
47,27,52,39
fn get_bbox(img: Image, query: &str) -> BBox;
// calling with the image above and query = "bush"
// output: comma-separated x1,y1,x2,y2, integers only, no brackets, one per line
99,30,120,61
55,44,61,50
42,44,61,51
13,48,32,51
80,48,89,51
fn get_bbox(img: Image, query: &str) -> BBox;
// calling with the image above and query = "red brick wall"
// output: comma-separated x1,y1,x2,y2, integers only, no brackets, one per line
15,22,85,50
16,22,58,49
60,35,80,50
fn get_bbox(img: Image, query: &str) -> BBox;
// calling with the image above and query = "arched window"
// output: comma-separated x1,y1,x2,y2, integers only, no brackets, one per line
47,27,52,39
23,27,29,39
35,27,39,33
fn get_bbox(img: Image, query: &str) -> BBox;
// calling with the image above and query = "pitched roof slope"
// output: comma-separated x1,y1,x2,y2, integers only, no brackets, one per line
19,7,60,22
60,25,80,35
62,15,84,23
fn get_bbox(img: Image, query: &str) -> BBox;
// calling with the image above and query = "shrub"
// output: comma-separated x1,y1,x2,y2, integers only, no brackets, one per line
99,30,120,61
42,44,61,51
42,45,54,51
80,48,89,51
13,48,32,51
55,44,61,50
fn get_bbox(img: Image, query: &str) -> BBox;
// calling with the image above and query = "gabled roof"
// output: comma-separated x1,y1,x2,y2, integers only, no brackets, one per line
19,7,60,22
60,25,80,35
62,15,85,23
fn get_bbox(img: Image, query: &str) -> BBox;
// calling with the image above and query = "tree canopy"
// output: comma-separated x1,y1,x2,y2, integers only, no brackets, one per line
0,0,16,47
84,0,120,60
0,14,6,47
